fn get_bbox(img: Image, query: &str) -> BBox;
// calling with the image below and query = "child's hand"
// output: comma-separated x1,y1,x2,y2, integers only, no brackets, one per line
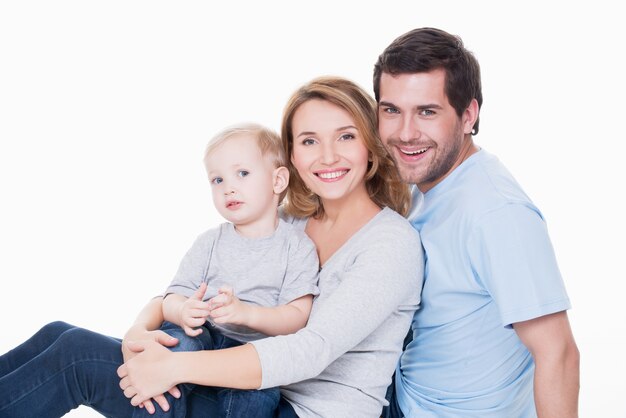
208,285,251,326
179,282,211,337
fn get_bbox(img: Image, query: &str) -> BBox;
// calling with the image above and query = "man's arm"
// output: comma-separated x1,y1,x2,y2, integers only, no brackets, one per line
513,311,580,418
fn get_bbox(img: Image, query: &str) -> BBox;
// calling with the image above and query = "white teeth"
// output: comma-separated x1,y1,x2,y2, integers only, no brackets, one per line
400,147,428,156
318,170,348,179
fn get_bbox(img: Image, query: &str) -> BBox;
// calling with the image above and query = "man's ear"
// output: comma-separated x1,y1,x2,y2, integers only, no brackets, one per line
462,98,479,135
273,166,289,195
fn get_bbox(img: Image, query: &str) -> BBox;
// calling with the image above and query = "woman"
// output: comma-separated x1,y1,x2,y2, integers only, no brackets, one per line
0,76,423,418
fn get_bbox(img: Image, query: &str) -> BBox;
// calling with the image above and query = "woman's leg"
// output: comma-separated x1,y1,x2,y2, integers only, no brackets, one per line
0,321,74,378
0,323,135,418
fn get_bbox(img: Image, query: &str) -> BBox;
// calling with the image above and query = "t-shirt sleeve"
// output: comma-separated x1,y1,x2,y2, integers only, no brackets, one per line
277,233,320,305
467,203,571,327
251,217,423,388
164,230,215,299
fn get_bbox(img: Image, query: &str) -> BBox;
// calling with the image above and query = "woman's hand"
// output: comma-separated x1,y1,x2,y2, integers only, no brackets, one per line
122,325,182,413
118,339,180,407
122,324,179,362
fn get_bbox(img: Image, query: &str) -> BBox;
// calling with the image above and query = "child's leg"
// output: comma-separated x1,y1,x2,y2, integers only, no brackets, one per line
212,330,281,418
217,386,281,418
132,321,213,418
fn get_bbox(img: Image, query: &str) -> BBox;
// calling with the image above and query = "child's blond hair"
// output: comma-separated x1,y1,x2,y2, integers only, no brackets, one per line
203,123,285,169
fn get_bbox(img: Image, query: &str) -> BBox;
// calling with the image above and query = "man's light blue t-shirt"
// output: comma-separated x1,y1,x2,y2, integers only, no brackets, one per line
396,149,571,417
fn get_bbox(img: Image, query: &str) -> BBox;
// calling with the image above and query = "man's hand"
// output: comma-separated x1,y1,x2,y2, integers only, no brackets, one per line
179,282,211,337
208,285,251,326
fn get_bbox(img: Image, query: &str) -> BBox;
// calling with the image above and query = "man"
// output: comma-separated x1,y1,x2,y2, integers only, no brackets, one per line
375,27,579,417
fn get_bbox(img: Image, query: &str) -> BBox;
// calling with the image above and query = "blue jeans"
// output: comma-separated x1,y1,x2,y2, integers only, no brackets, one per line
381,372,404,418
134,321,280,418
0,321,295,418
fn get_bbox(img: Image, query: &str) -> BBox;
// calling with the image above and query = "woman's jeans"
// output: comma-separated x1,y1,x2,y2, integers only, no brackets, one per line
0,321,295,418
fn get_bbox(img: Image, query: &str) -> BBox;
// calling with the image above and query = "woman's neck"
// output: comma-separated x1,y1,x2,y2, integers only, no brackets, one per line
308,190,381,266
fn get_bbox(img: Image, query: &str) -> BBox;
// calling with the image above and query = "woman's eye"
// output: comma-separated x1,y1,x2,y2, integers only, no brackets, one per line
302,138,316,146
238,170,249,178
339,133,355,141
211,177,223,185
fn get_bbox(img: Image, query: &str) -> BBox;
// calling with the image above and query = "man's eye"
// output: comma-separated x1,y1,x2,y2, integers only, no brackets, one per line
211,177,223,185
420,109,435,116
383,107,400,114
238,170,249,177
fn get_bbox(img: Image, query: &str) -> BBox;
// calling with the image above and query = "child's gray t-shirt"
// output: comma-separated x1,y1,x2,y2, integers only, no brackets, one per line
165,219,320,343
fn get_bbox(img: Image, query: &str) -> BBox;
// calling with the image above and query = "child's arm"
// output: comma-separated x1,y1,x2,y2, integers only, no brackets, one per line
208,286,313,336
162,282,212,337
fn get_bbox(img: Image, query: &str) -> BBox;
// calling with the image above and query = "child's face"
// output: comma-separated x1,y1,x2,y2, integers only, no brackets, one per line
205,134,280,228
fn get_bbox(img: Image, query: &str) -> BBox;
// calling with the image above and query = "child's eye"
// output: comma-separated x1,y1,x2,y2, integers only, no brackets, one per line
211,177,223,185
238,170,249,178
339,133,355,141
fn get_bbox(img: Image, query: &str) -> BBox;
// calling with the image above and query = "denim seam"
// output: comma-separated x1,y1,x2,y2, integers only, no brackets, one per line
0,358,121,411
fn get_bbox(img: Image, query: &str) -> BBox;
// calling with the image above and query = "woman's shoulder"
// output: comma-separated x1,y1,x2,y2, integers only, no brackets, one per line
348,207,422,258
370,207,420,239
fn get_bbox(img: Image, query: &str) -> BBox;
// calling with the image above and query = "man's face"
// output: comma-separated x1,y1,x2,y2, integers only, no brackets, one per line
377,69,473,192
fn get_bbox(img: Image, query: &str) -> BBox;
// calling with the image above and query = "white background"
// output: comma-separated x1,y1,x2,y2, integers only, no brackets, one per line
1,1,624,417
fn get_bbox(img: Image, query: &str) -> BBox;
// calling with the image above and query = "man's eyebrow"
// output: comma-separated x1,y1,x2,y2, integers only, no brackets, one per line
378,101,443,110
378,101,396,108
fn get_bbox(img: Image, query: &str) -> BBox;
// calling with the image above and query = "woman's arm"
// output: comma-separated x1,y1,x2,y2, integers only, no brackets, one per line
119,215,423,402
118,340,262,406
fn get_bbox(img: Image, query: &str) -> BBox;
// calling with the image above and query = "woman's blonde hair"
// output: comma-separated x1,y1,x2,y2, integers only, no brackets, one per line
281,76,410,218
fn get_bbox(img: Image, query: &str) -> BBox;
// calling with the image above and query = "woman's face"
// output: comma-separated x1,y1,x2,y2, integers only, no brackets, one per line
290,99,370,204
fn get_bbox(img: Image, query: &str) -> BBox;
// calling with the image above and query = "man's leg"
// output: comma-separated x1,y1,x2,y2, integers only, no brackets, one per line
382,372,404,418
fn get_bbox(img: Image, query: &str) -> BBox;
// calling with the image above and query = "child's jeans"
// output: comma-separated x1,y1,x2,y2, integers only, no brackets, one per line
132,321,280,418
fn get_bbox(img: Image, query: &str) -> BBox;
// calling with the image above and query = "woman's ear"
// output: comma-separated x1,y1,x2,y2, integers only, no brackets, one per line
273,166,290,195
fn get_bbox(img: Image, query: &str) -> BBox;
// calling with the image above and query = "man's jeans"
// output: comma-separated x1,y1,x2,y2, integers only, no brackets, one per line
0,321,292,418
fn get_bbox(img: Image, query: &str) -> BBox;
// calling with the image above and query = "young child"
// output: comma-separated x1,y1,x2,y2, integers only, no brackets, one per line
140,123,320,418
